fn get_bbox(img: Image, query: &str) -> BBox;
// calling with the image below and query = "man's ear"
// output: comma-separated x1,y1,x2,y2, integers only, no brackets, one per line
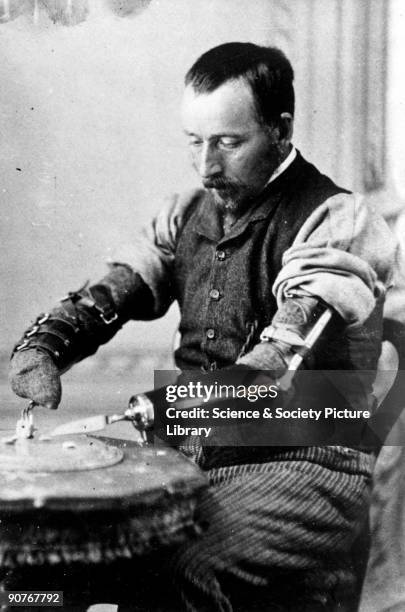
279,112,294,142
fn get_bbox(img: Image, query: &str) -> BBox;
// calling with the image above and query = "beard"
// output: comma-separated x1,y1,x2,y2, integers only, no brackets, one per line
202,177,247,212
201,144,285,213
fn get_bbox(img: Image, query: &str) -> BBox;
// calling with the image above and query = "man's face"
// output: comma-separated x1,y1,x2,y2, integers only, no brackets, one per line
181,78,283,211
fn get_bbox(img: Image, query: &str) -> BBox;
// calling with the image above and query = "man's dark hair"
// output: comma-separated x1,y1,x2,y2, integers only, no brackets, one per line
185,42,294,128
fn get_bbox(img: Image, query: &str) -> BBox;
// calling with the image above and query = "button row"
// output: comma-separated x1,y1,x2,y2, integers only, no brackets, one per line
206,250,227,342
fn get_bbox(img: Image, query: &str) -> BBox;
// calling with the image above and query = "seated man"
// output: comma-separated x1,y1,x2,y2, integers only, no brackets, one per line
9,43,395,610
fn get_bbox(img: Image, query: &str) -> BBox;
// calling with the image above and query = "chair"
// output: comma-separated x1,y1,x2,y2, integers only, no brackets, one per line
345,338,400,612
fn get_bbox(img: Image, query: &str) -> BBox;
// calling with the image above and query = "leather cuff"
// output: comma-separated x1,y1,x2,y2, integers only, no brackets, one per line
238,295,333,371
12,283,121,371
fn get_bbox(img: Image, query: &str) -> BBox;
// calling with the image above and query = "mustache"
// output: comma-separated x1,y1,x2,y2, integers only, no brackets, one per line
202,177,238,190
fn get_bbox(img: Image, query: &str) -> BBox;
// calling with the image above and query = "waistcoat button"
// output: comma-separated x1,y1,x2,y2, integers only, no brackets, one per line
209,289,220,300
206,328,215,339
216,250,226,261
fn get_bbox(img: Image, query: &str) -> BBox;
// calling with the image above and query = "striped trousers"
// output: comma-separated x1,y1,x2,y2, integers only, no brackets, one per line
168,446,374,612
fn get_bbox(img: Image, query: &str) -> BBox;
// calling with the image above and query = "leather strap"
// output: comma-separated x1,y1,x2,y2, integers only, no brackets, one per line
238,294,333,373
12,284,121,370
62,284,118,325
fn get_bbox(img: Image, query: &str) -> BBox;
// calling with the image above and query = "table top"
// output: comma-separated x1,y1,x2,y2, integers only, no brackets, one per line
0,382,207,513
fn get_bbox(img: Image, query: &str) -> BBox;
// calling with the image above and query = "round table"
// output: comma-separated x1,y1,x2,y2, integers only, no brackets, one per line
0,436,207,610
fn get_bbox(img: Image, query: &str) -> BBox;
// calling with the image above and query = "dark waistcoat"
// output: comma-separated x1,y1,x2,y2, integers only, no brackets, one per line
173,152,382,375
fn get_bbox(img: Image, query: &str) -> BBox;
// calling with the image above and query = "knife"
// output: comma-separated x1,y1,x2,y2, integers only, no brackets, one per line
48,406,147,440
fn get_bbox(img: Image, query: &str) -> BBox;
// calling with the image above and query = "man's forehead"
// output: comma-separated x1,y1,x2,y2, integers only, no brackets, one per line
181,79,260,133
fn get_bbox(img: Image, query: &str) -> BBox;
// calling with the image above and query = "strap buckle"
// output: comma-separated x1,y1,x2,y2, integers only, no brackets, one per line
26,325,40,338
86,297,118,325
260,325,306,348
61,286,118,325
15,339,30,351
100,311,118,325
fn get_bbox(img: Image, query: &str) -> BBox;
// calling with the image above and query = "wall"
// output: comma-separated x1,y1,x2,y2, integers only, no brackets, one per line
387,0,405,200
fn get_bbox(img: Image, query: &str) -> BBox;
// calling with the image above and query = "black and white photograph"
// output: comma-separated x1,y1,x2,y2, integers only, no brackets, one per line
1,1,405,610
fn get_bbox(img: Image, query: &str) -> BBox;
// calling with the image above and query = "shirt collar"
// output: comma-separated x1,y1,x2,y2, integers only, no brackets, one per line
265,145,297,186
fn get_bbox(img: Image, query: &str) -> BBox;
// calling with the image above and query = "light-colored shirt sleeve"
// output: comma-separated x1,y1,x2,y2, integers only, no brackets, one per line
272,193,396,325
112,189,395,327
109,189,203,317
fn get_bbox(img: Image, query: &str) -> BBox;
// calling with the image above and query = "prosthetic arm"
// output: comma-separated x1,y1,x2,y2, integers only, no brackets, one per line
237,293,332,376
9,265,154,409
125,293,334,435
8,191,199,411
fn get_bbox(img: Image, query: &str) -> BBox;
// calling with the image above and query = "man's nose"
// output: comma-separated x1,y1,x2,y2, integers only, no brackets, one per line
198,142,222,179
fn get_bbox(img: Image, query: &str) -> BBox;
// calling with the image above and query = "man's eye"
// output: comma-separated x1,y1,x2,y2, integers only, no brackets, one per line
188,139,202,147
219,138,241,149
